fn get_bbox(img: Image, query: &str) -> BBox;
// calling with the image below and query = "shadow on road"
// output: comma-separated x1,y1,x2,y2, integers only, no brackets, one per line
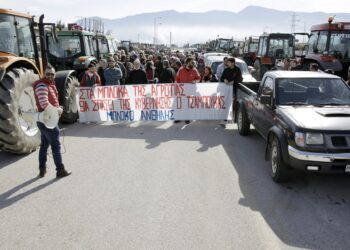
61,122,350,248
225,129,350,249
61,121,228,153
0,177,58,210
0,151,29,170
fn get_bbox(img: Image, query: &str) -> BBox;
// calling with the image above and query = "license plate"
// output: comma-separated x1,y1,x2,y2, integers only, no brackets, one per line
346,165,350,173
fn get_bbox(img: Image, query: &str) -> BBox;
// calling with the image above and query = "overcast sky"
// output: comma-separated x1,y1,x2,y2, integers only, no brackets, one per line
2,0,350,23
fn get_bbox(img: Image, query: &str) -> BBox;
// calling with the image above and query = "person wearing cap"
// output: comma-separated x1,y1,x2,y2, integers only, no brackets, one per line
104,57,123,85
32,65,71,178
80,62,101,87
159,60,176,83
127,59,148,84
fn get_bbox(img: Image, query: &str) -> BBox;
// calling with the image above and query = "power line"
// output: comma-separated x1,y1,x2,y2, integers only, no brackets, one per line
290,12,300,33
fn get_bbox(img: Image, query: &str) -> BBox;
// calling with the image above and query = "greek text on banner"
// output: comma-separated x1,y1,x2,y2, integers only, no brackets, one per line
77,83,233,122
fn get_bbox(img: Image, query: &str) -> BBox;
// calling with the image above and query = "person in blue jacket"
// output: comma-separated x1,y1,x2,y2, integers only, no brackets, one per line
104,57,123,85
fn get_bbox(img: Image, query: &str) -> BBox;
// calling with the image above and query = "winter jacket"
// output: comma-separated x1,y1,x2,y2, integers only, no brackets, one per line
104,67,123,85
80,71,101,87
97,67,106,85
175,66,201,83
32,78,60,112
127,69,148,84
220,66,243,84
202,74,218,82
159,67,176,83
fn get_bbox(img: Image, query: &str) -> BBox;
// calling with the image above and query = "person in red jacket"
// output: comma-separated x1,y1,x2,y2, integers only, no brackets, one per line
175,57,201,84
175,57,200,124
32,66,72,178
80,62,101,87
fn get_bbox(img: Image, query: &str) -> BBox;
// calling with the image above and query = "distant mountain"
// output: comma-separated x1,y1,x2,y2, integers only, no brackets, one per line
78,6,350,45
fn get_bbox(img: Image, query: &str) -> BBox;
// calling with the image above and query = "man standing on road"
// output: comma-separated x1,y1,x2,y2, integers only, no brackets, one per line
221,57,243,98
175,57,201,124
32,66,72,178
221,57,243,121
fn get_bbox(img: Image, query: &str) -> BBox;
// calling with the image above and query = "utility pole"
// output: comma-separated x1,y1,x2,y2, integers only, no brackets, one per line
290,12,300,34
153,17,161,45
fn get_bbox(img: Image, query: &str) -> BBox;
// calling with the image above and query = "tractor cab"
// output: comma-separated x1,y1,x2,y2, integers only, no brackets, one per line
92,34,111,59
47,29,97,75
0,10,40,71
215,38,234,53
257,33,295,60
305,17,350,78
253,33,295,80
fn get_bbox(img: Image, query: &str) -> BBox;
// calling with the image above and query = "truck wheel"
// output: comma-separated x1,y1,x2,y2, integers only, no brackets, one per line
237,106,250,136
270,137,290,183
0,68,40,154
59,76,79,123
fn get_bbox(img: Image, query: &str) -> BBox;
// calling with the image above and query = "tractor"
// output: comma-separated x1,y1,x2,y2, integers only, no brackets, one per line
47,26,119,79
47,28,98,80
303,17,350,78
253,33,295,80
0,9,78,154
242,36,259,66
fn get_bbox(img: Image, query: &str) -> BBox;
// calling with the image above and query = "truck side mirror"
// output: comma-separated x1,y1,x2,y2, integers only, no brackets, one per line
260,94,272,105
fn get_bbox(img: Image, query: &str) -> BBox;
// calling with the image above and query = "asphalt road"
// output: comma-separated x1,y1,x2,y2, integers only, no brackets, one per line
0,121,349,250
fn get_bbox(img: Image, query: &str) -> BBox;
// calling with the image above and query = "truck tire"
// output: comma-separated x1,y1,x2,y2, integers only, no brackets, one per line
58,76,79,123
270,137,290,183
237,106,250,136
0,68,40,154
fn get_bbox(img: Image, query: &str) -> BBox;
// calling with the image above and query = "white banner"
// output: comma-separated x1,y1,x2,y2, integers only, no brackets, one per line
77,83,233,122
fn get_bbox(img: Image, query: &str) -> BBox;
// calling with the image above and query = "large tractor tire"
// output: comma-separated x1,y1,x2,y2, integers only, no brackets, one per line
0,68,40,154
57,75,79,123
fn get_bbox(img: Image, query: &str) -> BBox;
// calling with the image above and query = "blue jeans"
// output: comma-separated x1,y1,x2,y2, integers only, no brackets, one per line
37,122,63,170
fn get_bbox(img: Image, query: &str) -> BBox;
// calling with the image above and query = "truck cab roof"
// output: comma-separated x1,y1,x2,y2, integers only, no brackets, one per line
263,70,341,79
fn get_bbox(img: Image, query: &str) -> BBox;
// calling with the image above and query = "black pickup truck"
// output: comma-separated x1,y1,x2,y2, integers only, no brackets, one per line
235,71,350,182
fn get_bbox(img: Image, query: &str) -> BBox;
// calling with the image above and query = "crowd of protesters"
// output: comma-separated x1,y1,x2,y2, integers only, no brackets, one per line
79,47,350,88
79,48,233,86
